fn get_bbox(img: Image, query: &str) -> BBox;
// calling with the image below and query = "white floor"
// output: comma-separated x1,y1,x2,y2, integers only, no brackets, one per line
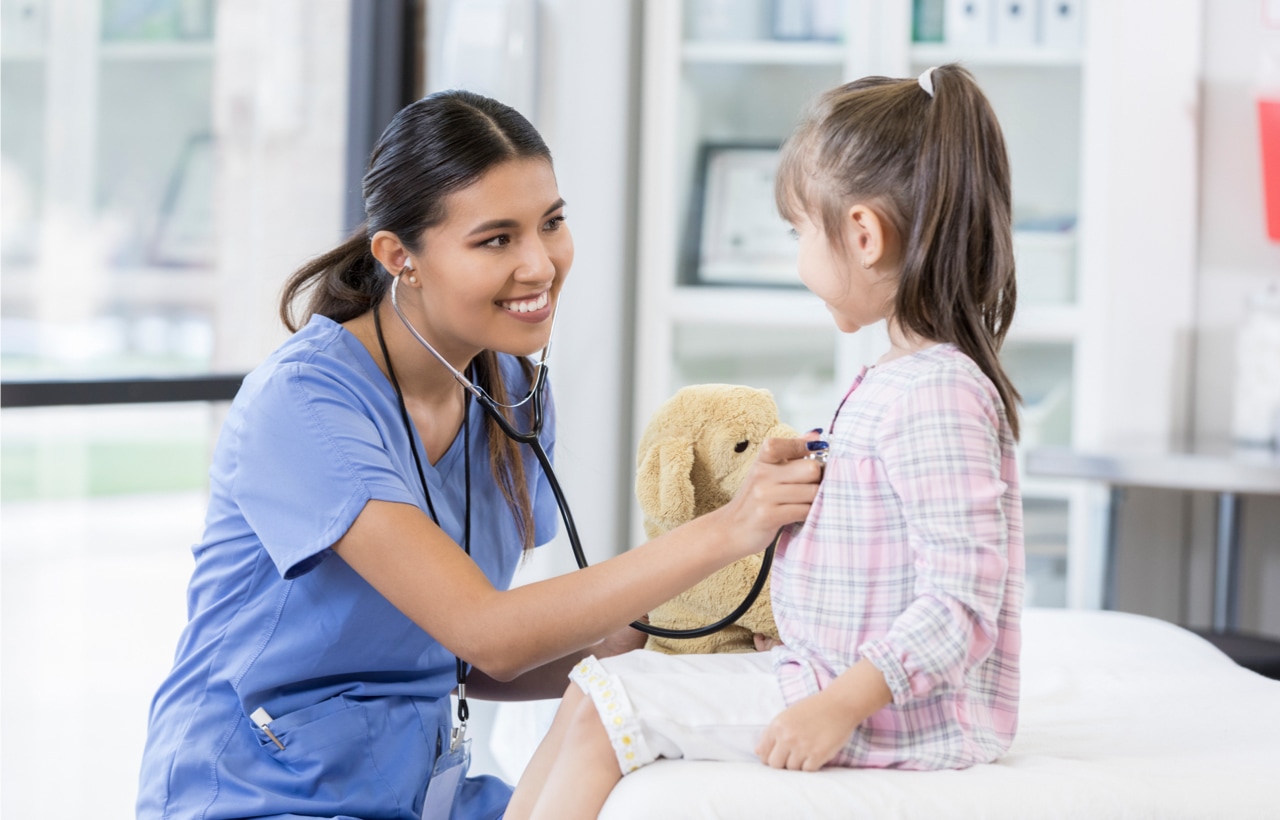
0,491,563,818
2,491,206,819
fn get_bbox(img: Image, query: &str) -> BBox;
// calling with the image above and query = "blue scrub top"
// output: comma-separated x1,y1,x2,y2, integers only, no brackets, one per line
137,315,558,820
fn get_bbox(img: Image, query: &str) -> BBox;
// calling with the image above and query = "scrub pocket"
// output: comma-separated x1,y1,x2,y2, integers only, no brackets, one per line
245,695,439,817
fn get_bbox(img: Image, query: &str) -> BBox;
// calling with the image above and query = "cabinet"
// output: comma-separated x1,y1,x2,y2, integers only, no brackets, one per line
632,0,1201,609
1,0,217,378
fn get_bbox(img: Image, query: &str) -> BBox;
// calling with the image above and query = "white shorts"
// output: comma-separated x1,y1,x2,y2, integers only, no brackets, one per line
569,649,786,775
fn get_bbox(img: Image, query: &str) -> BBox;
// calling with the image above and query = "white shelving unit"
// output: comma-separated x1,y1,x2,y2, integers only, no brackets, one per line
632,0,1201,609
1,0,217,374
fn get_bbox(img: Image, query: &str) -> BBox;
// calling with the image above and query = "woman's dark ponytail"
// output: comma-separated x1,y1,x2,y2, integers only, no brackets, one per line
279,228,385,333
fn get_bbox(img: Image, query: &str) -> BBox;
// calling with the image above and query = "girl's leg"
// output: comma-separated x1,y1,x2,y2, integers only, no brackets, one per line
527,688,622,820
504,683,584,819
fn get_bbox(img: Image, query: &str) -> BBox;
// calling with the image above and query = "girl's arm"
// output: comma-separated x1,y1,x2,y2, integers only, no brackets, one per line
755,658,892,770
334,437,819,682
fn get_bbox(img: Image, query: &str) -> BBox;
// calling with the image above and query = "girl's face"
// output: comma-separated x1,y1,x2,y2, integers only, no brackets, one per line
410,158,573,362
790,209,893,334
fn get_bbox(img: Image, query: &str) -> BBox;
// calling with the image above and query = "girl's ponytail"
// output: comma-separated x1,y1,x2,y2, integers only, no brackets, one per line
899,64,1021,438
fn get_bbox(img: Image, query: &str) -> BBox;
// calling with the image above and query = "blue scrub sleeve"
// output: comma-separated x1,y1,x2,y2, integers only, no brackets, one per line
234,362,418,579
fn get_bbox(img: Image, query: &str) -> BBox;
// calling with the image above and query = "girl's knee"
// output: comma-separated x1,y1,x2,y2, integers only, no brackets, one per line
565,691,611,749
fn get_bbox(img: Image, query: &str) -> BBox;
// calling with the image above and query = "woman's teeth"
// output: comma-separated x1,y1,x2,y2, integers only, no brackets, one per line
502,292,549,313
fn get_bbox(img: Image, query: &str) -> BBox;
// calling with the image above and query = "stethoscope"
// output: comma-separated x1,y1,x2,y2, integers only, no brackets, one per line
387,272,781,640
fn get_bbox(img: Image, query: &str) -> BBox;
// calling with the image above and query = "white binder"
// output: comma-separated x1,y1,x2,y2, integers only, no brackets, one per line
945,0,992,48
992,0,1037,48
1039,0,1084,50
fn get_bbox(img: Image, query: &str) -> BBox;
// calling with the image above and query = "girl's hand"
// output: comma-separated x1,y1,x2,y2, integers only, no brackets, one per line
755,690,855,771
716,436,821,559
754,633,784,651
756,658,892,770
593,622,649,659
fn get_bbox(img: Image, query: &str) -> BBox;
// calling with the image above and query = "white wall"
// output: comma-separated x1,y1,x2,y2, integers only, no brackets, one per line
423,0,642,782
1187,1,1280,633
212,0,351,372
1110,2,1280,635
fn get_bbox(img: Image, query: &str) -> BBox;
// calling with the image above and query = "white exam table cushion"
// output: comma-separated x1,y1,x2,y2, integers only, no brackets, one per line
597,608,1280,819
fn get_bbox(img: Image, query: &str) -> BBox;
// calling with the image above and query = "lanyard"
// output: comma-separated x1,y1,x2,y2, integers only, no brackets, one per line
374,308,471,747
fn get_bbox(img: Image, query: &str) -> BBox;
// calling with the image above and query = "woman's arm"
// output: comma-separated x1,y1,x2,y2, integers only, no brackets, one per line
334,437,818,682
466,625,648,701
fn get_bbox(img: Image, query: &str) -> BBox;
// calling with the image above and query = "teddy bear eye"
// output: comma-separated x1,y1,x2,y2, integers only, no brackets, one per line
734,440,749,453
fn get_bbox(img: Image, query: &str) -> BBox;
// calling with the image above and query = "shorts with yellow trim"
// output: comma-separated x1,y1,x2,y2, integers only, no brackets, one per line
569,649,786,776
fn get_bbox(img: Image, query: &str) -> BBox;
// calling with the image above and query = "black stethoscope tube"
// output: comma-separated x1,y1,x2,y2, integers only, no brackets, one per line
472,370,778,640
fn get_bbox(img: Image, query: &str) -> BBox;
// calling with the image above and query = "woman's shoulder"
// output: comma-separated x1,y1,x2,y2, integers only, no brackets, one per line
235,316,380,412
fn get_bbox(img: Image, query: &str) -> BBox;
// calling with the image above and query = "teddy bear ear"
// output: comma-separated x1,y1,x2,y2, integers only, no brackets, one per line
636,437,696,533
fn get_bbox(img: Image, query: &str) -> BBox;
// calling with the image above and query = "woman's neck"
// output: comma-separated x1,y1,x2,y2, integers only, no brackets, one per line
351,302,473,406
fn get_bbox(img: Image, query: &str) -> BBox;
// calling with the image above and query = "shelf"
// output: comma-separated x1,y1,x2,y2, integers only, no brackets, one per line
683,39,844,65
670,285,831,328
910,43,1083,68
1,46,45,62
100,40,214,61
1007,305,1081,343
3,266,217,309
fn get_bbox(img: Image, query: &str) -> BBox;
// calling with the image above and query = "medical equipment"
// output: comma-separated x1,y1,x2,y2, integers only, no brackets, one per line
386,274,801,640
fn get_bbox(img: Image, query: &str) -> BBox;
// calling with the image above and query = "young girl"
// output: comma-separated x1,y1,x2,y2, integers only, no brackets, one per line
506,64,1025,819
135,90,821,820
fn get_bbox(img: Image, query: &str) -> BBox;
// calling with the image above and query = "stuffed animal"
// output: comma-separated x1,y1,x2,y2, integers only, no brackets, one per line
635,384,796,655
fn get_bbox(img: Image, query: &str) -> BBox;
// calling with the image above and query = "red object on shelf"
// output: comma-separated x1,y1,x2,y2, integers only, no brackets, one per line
1262,96,1280,242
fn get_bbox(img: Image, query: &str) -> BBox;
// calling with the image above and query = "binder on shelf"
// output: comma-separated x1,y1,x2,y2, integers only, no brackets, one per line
945,0,992,48
1039,0,1083,50
913,0,946,43
992,0,1037,49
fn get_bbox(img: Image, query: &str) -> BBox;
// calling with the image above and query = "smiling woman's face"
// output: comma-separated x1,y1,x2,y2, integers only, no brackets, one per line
405,157,573,362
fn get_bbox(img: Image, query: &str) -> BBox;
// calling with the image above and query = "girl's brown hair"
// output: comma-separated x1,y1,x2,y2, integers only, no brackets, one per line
776,64,1021,438
280,90,550,551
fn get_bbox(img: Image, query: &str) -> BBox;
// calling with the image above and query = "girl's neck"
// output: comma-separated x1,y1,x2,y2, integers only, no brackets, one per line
877,320,937,366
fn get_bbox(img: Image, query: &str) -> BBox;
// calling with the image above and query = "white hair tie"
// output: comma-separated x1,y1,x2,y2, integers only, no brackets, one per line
918,66,937,98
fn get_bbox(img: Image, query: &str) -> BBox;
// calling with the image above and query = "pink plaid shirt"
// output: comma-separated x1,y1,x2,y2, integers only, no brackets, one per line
772,343,1024,770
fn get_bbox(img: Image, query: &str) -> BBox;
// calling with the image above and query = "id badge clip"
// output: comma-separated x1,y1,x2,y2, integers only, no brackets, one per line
422,720,470,820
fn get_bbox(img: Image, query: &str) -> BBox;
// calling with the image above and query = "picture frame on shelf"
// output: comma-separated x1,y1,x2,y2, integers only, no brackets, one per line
683,143,801,288
148,132,215,268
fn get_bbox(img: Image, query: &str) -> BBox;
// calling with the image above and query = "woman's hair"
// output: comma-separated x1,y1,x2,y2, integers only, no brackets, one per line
776,64,1021,438
280,89,552,551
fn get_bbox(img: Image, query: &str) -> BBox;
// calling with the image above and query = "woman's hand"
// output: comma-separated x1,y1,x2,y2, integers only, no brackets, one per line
714,436,821,560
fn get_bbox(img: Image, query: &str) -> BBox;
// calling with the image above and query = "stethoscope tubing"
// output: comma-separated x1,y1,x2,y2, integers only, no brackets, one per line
388,274,773,639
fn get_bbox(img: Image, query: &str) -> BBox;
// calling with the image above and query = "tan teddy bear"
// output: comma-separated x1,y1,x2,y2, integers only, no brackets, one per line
635,384,796,655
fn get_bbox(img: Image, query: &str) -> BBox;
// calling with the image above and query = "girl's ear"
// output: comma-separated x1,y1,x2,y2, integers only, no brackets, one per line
845,204,889,269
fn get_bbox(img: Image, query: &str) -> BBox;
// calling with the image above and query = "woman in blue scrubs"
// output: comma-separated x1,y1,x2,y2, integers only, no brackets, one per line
135,90,821,820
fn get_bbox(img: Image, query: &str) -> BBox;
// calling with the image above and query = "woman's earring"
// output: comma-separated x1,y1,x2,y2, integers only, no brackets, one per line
401,262,417,284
